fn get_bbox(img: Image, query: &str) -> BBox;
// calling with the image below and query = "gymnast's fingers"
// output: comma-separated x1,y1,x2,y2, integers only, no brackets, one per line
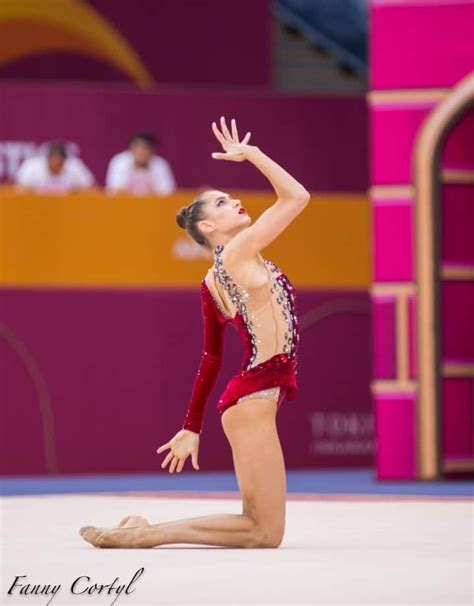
161,451,174,469
169,456,179,474
156,442,170,454
220,116,233,141
176,457,185,473
191,451,200,471
212,121,226,146
242,131,251,144
231,118,239,141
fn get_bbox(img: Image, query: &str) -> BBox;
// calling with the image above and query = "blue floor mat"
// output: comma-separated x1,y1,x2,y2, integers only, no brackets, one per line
1,469,473,497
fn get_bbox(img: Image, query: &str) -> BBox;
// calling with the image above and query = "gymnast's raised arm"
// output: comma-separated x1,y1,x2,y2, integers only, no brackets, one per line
211,116,310,262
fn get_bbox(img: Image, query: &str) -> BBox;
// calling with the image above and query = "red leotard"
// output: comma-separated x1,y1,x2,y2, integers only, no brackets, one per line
182,244,299,434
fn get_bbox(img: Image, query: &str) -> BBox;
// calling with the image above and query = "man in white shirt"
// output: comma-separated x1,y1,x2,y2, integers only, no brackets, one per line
15,141,95,194
105,131,177,196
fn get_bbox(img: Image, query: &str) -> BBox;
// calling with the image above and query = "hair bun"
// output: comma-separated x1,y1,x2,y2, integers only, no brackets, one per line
176,206,188,229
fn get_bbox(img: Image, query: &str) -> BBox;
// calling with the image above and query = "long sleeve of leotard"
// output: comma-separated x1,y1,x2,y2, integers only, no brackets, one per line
182,281,226,435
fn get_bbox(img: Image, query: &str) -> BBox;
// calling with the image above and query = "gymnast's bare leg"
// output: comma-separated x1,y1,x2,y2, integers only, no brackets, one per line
79,397,286,548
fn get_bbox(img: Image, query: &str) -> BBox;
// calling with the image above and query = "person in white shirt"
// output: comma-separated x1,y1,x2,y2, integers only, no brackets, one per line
105,131,177,196
15,141,95,194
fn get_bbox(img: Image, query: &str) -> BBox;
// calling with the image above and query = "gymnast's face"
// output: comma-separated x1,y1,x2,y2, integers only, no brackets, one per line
198,190,251,239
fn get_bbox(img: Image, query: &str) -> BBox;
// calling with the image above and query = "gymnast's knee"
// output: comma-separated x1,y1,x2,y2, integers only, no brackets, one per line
244,522,285,549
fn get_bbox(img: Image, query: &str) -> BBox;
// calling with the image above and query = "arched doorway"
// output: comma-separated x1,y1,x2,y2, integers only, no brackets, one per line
414,72,474,479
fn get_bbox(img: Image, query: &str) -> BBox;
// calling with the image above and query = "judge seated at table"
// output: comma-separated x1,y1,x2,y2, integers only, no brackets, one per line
105,131,177,196
15,141,95,194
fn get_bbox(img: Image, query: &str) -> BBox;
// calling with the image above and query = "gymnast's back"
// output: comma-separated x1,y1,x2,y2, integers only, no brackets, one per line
204,243,298,370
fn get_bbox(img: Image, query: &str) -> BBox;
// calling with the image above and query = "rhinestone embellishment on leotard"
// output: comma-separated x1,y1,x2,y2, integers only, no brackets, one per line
214,244,259,368
213,245,298,370
265,259,298,356
237,386,280,403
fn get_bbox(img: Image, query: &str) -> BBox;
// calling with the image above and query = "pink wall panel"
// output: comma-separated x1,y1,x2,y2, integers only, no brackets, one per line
441,281,474,362
375,394,416,479
441,183,474,264
371,1,474,90
0,287,373,475
371,0,474,481
371,104,434,184
374,202,414,280
442,107,474,170
373,297,397,378
442,378,474,458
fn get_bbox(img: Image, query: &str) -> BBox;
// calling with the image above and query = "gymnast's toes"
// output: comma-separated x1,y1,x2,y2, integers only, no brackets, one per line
81,526,105,547
96,527,145,548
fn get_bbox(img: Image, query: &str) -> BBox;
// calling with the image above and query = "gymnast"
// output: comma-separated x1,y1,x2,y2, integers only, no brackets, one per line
79,116,310,548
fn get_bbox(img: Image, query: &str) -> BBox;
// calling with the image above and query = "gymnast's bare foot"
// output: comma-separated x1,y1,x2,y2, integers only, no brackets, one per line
79,515,151,548
115,515,150,529
79,514,149,535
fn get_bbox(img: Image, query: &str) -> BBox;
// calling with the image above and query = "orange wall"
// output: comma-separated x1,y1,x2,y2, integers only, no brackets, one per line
0,189,370,288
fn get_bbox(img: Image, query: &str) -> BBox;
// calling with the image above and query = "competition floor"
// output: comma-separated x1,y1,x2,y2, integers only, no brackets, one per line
1,469,473,606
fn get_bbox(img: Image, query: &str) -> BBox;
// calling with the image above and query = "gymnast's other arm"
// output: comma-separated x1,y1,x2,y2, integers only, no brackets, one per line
156,281,226,473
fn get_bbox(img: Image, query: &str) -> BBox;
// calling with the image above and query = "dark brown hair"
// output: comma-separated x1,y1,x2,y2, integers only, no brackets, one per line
47,141,68,158
176,189,213,248
127,131,156,148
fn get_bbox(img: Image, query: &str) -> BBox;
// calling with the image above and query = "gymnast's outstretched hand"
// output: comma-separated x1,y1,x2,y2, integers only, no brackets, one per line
156,429,200,473
211,116,253,162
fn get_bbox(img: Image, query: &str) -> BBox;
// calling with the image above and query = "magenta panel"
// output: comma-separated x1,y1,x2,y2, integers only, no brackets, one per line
371,2,474,89
408,294,418,380
441,281,474,362
373,296,396,379
0,83,368,192
442,107,474,171
371,105,433,184
442,378,474,459
375,393,416,479
374,202,414,280
0,286,373,475
0,0,273,87
441,183,474,264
